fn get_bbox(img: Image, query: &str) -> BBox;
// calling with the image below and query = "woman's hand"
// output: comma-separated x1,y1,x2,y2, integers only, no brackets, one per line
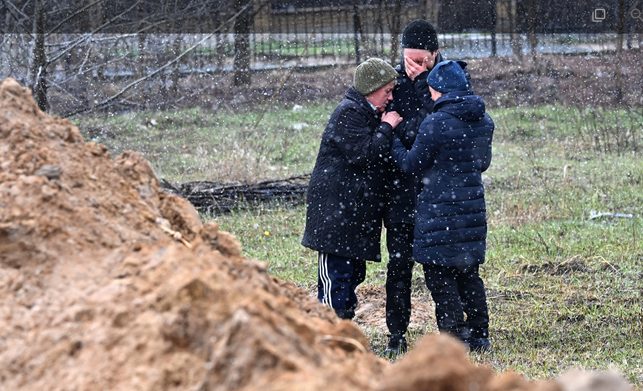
382,111,403,129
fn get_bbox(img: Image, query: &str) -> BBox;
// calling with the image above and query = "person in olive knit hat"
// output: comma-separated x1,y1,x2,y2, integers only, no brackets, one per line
302,58,402,320
383,19,473,358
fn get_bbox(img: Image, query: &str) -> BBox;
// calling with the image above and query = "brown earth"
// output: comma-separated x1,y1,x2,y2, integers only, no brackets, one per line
1,78,636,391
354,285,436,334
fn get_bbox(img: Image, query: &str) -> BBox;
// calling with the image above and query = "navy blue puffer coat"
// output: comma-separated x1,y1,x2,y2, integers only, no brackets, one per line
386,53,472,224
302,86,393,262
390,90,494,267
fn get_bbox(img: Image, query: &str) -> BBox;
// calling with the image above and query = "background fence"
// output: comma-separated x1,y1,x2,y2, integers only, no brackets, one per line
1,0,642,114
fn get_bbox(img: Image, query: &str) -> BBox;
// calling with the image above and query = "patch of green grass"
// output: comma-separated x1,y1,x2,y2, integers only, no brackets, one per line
214,205,317,286
76,103,334,183
79,102,643,385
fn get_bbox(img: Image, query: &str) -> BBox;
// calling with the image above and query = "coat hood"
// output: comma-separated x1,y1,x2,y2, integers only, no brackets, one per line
433,91,486,122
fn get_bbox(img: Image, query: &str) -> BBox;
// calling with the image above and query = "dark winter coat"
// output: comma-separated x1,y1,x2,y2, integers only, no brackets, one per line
302,86,394,262
386,53,472,225
390,90,494,267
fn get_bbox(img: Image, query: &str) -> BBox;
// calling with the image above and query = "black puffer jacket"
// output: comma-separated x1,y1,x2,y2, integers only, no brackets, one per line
391,91,494,267
302,87,394,261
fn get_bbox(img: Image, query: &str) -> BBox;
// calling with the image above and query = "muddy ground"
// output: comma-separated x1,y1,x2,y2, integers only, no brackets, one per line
242,51,643,110
1,71,639,391
48,51,643,117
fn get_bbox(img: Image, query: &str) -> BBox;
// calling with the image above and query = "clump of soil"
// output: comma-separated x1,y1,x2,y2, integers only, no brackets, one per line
0,77,383,391
0,78,635,391
354,285,436,334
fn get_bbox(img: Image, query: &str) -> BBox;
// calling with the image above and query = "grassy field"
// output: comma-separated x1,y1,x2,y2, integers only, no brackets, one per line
79,102,336,183
76,103,643,385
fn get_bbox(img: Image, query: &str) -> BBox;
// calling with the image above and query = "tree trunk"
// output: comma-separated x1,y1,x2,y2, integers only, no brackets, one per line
526,0,539,73
352,0,361,64
388,0,403,65
512,0,524,62
617,0,626,53
490,0,497,57
233,0,253,86
423,0,438,22
1,12,13,77
29,0,49,112
170,35,182,95
86,0,104,111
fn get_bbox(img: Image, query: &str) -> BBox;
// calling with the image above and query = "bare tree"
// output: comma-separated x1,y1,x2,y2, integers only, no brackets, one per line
387,0,403,65
28,0,48,111
1,0,263,115
233,0,252,86
511,0,524,62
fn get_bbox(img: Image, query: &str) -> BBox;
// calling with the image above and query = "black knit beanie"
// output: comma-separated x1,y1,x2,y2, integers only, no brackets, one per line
401,19,439,51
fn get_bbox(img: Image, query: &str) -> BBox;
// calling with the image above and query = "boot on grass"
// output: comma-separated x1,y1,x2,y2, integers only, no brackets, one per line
468,337,491,353
383,333,408,358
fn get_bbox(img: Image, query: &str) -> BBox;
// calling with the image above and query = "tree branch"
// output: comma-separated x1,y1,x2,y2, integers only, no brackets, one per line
62,1,255,118
45,0,110,36
1,0,34,38
46,0,145,66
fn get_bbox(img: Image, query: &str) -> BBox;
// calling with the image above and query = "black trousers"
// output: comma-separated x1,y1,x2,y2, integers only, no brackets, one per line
317,252,366,319
423,263,489,340
385,223,415,335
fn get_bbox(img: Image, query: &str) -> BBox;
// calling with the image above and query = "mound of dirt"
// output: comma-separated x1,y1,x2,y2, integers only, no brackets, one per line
0,77,382,391
0,78,635,391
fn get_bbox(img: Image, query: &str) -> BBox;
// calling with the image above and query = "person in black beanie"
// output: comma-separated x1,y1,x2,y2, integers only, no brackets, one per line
383,19,473,358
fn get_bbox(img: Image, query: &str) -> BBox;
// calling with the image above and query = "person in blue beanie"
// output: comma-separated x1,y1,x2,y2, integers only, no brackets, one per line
390,60,494,353
383,19,472,358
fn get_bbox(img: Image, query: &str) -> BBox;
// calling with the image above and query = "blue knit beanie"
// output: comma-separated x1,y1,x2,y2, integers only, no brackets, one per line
427,60,468,93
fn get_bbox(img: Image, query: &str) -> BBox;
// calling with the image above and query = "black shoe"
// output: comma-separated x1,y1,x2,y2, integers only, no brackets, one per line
468,337,492,353
383,333,408,358
335,308,355,320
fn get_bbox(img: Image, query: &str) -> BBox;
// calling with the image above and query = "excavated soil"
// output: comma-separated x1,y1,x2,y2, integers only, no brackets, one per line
0,78,635,391
354,285,436,334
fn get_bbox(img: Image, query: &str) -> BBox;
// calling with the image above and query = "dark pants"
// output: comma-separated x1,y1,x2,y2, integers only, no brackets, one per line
317,252,366,319
385,223,415,335
423,263,489,341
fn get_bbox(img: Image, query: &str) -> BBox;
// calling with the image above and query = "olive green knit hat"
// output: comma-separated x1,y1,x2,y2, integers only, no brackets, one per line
354,58,398,96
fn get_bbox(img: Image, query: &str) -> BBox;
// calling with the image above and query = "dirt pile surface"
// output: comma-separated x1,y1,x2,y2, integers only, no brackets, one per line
0,77,383,391
0,78,636,391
